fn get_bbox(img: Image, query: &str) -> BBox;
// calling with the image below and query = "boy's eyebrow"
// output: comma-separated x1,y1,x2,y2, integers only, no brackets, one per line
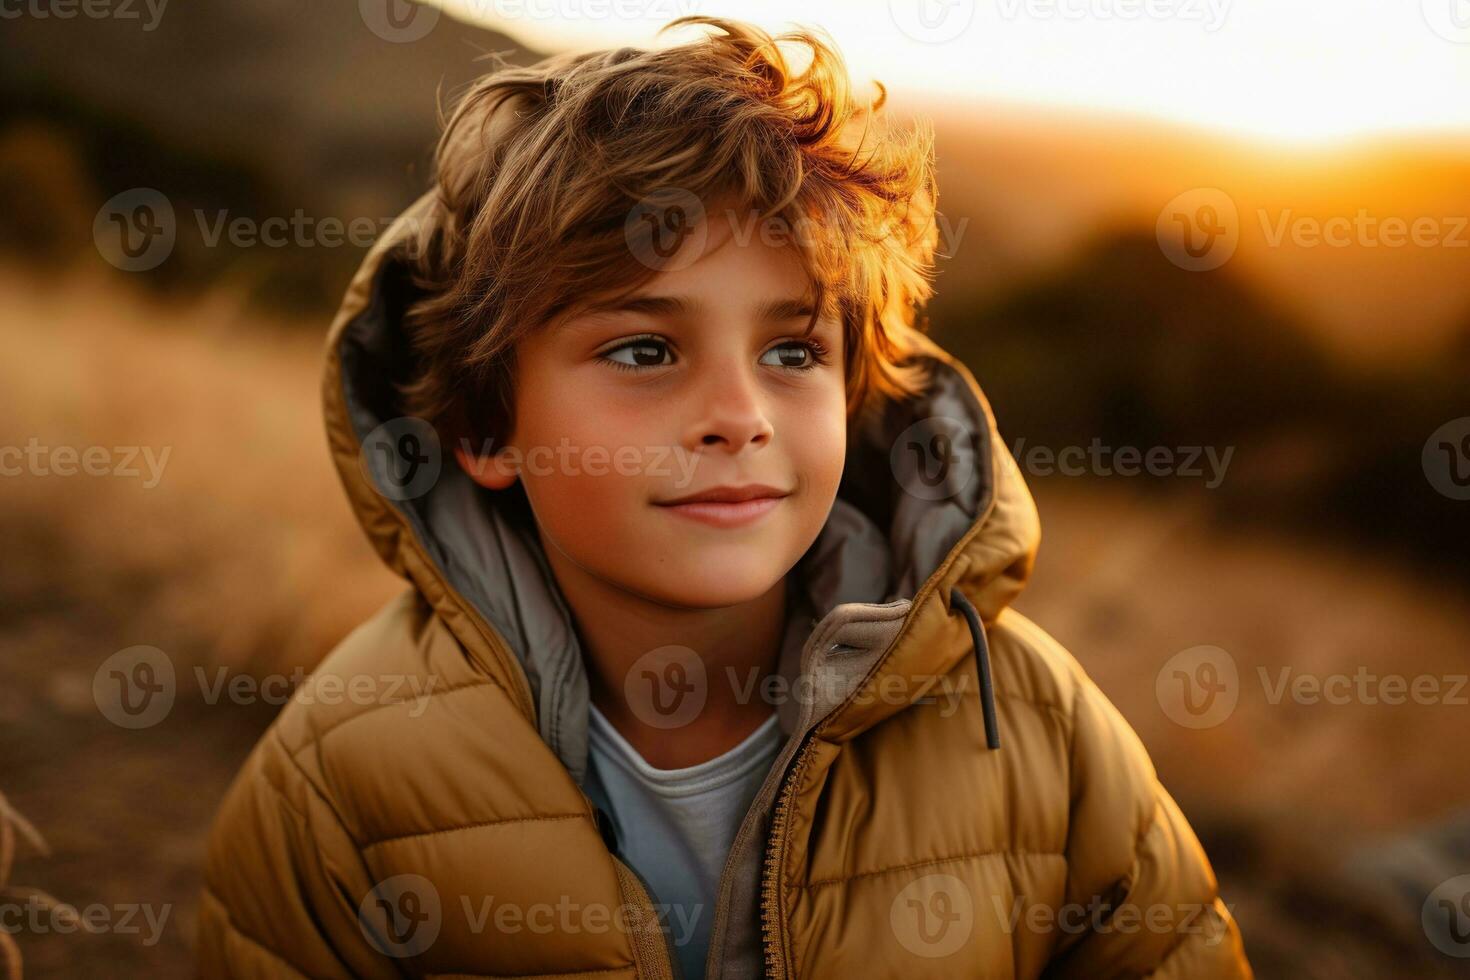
580,294,818,323
585,295,691,319
759,297,818,324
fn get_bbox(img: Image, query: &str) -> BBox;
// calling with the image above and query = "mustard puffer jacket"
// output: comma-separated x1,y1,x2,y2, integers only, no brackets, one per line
197,194,1252,979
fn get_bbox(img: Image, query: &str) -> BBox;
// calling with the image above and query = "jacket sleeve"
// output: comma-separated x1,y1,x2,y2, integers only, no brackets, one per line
196,725,401,979
1041,676,1252,979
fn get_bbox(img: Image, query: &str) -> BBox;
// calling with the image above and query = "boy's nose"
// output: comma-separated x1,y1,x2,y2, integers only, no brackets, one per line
686,368,774,453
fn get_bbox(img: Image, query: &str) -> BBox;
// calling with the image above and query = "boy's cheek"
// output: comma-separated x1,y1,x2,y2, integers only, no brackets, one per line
525,486,643,580
512,431,683,486
519,457,671,551
791,426,847,508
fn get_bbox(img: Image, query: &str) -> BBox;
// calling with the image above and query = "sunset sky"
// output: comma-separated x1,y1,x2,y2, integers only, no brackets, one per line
434,0,1470,144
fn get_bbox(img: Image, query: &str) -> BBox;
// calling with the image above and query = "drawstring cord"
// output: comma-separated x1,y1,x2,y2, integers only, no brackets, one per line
950,588,1001,750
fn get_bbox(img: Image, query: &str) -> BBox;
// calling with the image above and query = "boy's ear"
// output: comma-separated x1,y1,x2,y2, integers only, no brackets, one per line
453,444,519,491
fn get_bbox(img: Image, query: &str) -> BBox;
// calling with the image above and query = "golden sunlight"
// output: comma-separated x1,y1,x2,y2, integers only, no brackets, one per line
434,0,1470,144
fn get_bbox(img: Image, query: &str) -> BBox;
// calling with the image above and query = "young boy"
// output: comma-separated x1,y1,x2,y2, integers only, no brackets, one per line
198,17,1251,979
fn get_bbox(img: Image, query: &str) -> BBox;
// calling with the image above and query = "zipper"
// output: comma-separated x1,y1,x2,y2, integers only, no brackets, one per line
748,569,987,977
701,715,816,980
758,733,819,980
705,599,916,980
704,608,846,980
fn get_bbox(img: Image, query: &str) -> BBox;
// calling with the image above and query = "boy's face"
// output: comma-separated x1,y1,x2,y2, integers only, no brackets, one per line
454,215,849,609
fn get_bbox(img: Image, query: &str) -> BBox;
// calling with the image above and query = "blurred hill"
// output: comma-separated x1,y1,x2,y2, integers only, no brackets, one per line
923,100,1470,364
0,0,538,306
0,1,535,196
931,229,1470,584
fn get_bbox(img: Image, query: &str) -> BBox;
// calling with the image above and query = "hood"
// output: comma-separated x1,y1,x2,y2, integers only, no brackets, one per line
322,191,1041,779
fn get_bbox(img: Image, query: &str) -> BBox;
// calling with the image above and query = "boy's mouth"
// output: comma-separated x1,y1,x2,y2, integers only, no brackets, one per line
653,484,791,528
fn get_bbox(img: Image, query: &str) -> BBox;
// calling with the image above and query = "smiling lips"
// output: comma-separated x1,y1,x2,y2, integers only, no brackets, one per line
653,483,791,528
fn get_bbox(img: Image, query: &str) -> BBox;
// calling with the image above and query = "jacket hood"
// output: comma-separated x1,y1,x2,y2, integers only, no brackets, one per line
322,191,1041,778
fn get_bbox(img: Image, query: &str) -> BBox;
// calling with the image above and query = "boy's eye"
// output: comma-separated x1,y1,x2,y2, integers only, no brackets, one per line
759,342,817,370
601,337,673,370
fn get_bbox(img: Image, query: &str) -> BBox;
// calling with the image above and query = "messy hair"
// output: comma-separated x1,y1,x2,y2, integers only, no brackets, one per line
399,16,941,450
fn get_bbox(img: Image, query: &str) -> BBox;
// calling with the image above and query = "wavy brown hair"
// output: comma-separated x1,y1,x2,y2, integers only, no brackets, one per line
399,16,941,450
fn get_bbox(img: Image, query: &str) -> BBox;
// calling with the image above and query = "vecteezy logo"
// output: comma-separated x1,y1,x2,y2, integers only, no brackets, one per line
890,874,973,958
358,417,443,501
359,874,442,958
890,416,978,501
1424,874,1470,957
359,0,440,42
1423,0,1470,43
624,188,707,272
93,188,176,272
1423,417,1470,501
889,0,975,44
1156,188,1240,272
624,645,707,730
1156,645,1239,729
93,646,176,729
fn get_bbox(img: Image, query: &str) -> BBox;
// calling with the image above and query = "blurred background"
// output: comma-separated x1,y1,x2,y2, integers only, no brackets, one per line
2,0,1468,976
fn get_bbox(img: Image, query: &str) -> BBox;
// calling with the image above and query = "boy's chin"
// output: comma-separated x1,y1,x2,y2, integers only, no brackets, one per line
629,559,789,611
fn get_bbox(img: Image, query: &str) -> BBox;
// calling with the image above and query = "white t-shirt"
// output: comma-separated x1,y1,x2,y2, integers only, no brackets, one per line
585,704,783,980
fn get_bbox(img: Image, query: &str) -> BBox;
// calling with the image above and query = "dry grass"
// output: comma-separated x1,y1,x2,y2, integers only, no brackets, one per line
0,266,398,974
1018,489,1470,836
1016,489,1470,978
0,266,400,673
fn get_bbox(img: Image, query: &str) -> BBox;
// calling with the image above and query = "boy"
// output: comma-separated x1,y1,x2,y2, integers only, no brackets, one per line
198,17,1251,979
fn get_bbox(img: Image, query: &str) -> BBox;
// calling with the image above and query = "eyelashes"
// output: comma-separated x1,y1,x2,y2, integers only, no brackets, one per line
769,337,834,371
597,335,668,372
597,334,833,374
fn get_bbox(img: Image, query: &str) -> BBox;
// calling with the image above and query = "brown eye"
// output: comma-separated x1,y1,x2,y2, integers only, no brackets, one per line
760,340,829,371
602,337,673,370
